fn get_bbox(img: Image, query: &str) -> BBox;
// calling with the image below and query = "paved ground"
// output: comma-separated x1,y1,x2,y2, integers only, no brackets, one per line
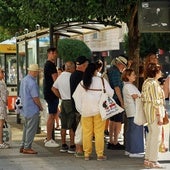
0,114,170,170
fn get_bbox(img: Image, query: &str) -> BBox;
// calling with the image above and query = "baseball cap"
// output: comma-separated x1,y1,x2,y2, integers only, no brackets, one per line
76,56,89,65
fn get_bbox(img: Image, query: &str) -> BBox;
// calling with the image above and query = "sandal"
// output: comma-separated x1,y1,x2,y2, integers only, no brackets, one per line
84,156,90,161
149,161,165,169
97,155,107,161
144,159,149,167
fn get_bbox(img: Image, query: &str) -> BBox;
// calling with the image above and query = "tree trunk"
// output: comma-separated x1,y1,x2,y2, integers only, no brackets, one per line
127,4,140,87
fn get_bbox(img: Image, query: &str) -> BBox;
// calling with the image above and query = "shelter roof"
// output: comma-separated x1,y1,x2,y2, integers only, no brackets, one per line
16,21,121,43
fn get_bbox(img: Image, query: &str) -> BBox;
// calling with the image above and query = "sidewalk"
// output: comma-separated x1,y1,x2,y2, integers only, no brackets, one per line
0,114,170,170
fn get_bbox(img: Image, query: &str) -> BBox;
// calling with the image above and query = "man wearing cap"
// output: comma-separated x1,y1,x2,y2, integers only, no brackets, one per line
70,56,89,157
19,64,43,154
107,55,128,150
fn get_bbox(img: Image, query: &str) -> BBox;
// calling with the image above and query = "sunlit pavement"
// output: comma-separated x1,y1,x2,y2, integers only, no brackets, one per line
0,114,170,170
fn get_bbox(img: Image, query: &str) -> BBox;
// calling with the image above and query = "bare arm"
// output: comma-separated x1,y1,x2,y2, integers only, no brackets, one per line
51,87,61,99
33,97,43,111
131,94,139,99
52,73,58,82
114,86,124,108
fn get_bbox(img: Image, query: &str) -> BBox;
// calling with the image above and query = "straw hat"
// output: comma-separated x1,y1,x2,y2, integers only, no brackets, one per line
115,56,128,67
27,64,40,71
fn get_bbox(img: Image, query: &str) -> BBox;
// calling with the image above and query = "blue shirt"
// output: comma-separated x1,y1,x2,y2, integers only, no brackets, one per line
19,74,40,118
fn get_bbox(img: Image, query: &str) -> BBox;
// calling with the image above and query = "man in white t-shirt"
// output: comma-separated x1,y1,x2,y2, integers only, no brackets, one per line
52,61,75,153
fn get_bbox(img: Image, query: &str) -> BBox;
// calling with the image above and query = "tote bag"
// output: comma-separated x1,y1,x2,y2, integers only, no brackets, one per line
99,78,124,120
74,122,83,145
134,97,147,126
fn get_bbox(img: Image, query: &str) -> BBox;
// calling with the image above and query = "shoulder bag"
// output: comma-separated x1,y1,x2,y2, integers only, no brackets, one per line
99,77,124,120
134,97,147,126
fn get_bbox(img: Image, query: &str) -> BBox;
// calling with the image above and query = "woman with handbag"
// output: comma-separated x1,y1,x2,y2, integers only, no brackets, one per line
0,68,9,149
122,69,144,158
73,63,114,161
142,63,165,168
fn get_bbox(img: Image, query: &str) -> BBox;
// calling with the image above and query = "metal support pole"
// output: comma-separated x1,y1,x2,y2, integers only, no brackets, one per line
16,114,21,124
49,24,54,47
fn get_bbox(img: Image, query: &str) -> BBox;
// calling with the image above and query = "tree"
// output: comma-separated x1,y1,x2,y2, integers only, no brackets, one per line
15,0,139,56
57,38,92,62
0,1,157,69
0,1,25,36
0,27,11,42
140,33,170,57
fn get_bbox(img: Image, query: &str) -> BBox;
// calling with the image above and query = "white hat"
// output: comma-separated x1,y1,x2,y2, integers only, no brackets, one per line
115,56,128,67
27,64,40,71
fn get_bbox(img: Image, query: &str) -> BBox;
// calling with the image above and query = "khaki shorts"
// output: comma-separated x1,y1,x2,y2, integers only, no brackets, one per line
60,100,76,129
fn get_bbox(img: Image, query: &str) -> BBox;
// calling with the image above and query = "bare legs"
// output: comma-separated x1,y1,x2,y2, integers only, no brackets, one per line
109,121,122,145
47,114,55,141
0,119,4,144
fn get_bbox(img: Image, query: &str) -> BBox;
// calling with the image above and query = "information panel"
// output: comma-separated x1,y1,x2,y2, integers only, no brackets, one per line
138,1,170,32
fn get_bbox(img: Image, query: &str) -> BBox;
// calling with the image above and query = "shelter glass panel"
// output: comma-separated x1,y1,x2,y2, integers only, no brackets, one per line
18,42,26,81
38,36,50,98
28,40,37,65
6,54,17,85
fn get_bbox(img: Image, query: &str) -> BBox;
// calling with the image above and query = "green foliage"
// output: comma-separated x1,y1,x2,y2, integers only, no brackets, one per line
57,38,92,62
124,32,170,58
0,0,138,33
0,0,24,34
140,33,170,58
0,27,12,42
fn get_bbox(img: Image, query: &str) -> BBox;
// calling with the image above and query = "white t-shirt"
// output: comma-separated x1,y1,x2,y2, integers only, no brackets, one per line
53,71,71,100
123,82,141,118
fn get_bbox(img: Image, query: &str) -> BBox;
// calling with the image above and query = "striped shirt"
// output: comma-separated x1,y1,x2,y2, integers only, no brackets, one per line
141,78,165,124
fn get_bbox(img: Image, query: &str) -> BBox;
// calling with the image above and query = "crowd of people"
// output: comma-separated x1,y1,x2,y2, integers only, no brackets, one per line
0,48,170,168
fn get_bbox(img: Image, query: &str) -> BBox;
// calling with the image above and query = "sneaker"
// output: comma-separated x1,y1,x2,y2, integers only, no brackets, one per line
124,151,130,156
114,143,125,150
107,142,114,150
97,155,107,161
129,153,144,158
74,152,84,158
104,130,109,136
0,143,9,149
44,138,47,143
60,144,68,152
44,139,60,147
68,145,76,154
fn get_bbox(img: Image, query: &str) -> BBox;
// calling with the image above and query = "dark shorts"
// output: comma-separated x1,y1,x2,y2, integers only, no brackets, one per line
109,98,124,123
110,111,124,123
46,98,59,114
60,100,76,129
